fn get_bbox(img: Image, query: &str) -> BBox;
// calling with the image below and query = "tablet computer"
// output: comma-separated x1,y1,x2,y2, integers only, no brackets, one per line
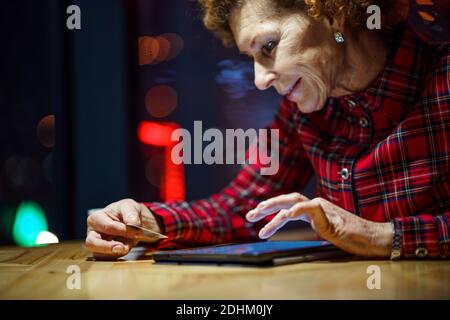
152,241,350,266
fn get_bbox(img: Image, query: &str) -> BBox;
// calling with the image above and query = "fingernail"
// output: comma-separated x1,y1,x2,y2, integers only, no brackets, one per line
246,211,255,219
112,245,125,254
259,228,267,238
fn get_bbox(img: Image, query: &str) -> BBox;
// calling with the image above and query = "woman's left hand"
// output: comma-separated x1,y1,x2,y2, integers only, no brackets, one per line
246,193,393,258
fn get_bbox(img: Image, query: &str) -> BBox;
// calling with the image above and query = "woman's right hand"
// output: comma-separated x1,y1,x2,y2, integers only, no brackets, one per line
85,199,162,260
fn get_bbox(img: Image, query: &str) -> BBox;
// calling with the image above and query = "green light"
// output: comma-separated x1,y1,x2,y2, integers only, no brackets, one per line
12,201,48,247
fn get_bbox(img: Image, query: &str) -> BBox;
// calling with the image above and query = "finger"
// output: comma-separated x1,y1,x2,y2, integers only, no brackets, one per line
246,193,309,222
117,200,141,226
87,210,139,239
288,200,329,233
85,230,131,257
259,200,323,239
258,209,292,239
301,199,330,233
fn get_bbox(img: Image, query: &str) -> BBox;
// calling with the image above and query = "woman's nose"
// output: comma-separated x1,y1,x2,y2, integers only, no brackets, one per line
254,62,277,91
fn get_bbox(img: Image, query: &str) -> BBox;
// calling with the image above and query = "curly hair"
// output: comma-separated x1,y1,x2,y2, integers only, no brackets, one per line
198,0,399,47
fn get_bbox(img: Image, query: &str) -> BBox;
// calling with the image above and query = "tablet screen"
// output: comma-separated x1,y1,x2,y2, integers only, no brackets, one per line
156,241,332,256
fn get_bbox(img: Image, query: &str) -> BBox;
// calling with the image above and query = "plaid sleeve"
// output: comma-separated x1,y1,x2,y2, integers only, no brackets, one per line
394,212,450,258
144,99,313,249
393,45,450,259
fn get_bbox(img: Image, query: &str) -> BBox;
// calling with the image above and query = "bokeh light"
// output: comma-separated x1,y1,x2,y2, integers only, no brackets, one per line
137,121,178,146
139,36,160,65
417,10,435,22
145,155,164,188
12,201,48,247
145,85,177,118
154,35,171,63
416,0,434,5
138,33,184,66
3,156,40,190
161,33,184,61
37,114,55,148
35,231,59,245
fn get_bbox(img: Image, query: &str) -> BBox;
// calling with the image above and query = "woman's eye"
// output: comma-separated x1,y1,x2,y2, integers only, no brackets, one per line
262,40,277,56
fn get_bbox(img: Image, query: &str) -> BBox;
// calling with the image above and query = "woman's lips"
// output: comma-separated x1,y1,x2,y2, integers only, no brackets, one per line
286,78,302,102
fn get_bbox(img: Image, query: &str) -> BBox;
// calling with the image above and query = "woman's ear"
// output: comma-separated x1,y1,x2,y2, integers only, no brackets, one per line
329,14,346,33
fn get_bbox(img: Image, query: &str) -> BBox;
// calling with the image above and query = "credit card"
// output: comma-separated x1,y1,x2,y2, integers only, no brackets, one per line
126,224,168,243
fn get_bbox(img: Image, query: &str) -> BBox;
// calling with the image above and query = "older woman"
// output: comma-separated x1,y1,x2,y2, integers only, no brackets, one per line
85,0,449,260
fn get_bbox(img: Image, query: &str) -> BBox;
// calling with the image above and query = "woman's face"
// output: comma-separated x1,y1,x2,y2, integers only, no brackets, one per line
229,0,345,113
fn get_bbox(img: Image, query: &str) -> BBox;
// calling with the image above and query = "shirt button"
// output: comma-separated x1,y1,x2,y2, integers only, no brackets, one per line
340,168,349,180
348,99,356,108
359,117,369,128
415,247,428,258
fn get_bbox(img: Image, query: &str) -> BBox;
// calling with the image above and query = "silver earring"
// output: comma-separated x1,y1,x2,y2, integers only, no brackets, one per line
334,31,345,44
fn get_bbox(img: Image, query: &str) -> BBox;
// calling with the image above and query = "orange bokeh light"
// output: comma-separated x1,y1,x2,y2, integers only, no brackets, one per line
139,36,160,65
154,35,171,63
138,33,184,66
415,0,434,5
417,10,435,22
145,85,177,118
36,115,55,148
161,33,184,61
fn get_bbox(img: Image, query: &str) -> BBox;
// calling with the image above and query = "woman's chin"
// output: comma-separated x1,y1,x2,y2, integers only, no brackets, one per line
295,96,322,113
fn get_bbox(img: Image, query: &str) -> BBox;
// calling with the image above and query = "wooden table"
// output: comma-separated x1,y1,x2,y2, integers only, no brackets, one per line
0,240,449,299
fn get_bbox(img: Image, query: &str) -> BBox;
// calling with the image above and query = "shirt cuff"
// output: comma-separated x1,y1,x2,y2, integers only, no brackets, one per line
394,214,442,259
143,202,188,250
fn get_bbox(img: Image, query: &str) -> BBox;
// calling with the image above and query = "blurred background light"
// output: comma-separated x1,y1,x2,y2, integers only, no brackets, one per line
137,121,185,201
154,35,171,63
145,154,164,188
216,60,254,100
417,10,435,21
3,156,40,190
35,230,59,245
139,36,160,65
137,121,178,146
160,33,184,61
138,33,184,66
145,85,178,118
36,114,55,148
12,201,48,247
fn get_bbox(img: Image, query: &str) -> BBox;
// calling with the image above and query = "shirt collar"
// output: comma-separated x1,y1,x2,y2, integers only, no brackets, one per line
324,23,431,120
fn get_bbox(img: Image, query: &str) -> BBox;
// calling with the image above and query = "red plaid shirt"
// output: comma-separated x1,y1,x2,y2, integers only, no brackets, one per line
146,24,450,259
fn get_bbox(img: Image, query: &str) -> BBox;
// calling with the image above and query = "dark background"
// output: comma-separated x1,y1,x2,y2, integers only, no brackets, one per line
0,0,314,245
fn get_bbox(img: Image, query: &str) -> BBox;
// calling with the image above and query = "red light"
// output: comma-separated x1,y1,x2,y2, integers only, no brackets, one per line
145,85,177,118
138,121,185,201
138,121,178,146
